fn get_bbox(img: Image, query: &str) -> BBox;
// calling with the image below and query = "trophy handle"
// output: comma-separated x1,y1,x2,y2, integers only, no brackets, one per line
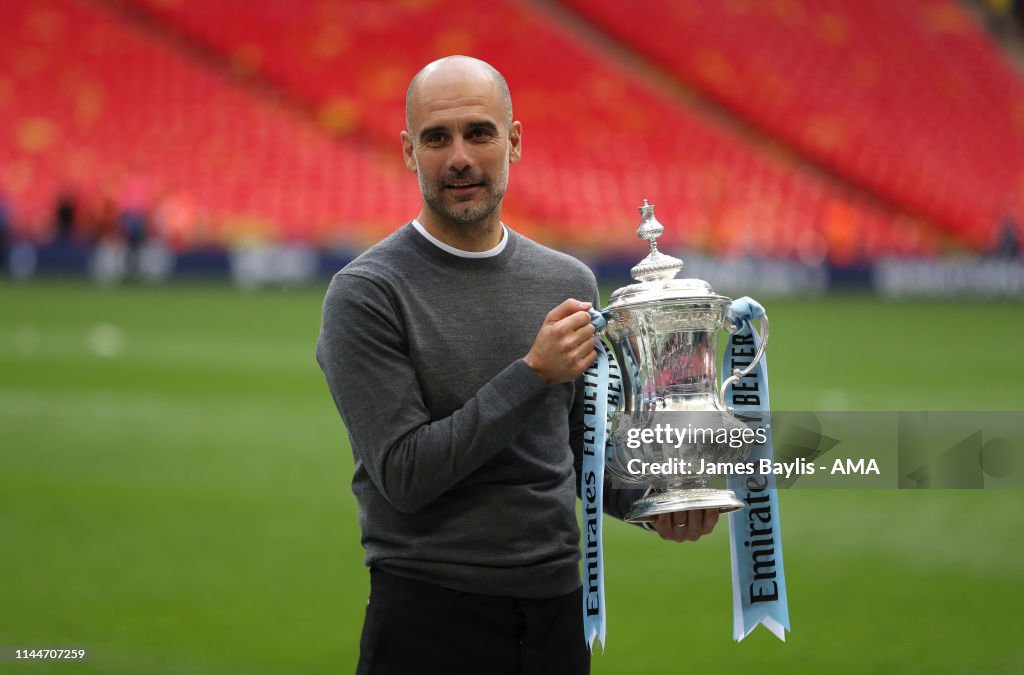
718,313,769,408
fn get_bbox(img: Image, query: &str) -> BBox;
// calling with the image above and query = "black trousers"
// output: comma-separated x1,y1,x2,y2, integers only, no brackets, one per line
356,568,591,675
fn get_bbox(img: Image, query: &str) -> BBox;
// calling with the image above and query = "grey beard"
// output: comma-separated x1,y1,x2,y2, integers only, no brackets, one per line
420,176,504,226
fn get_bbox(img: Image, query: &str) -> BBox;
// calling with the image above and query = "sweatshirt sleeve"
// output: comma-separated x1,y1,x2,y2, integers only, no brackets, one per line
316,272,552,514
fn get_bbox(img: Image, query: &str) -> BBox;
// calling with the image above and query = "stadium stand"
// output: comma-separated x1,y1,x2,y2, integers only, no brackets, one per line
0,0,419,249
119,0,933,259
559,0,1024,248
6,0,1020,262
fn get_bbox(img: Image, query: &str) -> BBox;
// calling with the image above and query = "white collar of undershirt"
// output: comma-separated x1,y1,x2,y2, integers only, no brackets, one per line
411,219,508,258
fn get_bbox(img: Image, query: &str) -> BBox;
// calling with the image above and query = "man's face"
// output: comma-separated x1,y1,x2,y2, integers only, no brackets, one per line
402,67,521,230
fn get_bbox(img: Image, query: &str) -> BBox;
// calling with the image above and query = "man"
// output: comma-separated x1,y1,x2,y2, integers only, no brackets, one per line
316,55,720,675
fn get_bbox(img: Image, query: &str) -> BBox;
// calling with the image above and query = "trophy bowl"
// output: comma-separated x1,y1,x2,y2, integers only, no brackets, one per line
595,201,768,523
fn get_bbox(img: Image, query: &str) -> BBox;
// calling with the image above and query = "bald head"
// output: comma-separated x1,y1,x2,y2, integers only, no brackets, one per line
405,55,513,131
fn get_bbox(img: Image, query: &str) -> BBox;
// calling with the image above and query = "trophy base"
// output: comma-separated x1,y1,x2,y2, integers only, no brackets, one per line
625,488,745,523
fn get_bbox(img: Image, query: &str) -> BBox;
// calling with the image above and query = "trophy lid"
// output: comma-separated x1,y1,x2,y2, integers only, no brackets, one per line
606,200,731,312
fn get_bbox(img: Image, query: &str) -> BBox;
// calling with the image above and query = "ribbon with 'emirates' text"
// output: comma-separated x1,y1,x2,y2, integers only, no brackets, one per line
723,297,790,641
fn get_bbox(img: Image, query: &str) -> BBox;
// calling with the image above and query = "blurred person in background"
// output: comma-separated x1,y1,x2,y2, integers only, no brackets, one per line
317,55,719,675
54,187,78,243
92,186,121,245
989,216,1021,258
119,170,151,263
152,184,198,252
0,186,10,273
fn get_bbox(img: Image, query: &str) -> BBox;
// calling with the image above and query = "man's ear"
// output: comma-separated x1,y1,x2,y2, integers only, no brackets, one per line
401,131,417,173
508,121,522,165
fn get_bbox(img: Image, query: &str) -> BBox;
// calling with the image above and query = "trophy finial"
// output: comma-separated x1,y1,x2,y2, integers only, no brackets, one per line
630,200,684,283
637,199,664,245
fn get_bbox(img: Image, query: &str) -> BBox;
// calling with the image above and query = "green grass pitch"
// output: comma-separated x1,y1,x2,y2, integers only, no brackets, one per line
1,281,1022,674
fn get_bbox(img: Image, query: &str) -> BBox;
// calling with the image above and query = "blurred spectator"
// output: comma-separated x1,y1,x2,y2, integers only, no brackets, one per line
989,217,1021,258
152,186,198,252
0,188,10,273
55,189,78,242
119,172,152,262
93,188,121,244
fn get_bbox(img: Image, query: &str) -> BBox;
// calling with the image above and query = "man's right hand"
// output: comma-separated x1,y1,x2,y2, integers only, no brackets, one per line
523,299,598,384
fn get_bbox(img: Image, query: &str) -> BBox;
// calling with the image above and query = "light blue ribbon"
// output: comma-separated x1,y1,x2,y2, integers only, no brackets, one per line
723,297,791,641
581,309,609,651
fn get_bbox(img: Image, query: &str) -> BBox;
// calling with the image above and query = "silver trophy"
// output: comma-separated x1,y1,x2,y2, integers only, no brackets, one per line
597,200,769,523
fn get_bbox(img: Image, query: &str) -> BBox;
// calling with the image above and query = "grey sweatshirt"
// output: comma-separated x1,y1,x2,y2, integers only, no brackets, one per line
316,223,640,599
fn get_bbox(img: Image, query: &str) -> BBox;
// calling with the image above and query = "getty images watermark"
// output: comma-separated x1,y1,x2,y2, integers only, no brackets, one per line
607,411,1024,489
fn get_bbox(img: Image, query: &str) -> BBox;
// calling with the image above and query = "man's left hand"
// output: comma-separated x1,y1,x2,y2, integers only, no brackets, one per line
648,508,721,543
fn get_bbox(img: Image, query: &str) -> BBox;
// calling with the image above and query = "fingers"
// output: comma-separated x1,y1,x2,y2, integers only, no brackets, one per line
700,508,720,536
546,298,592,324
650,513,687,543
567,325,598,359
684,509,703,541
525,299,599,384
549,301,597,349
563,319,598,374
649,515,675,541
650,508,722,543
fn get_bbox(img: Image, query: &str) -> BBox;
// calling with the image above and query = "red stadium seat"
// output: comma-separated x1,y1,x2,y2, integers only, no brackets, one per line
5,0,1011,261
